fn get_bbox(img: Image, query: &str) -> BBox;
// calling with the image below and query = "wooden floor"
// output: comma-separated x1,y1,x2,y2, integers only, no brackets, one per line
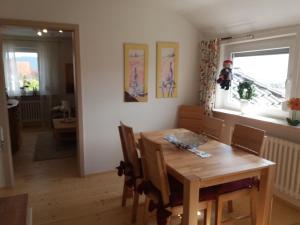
0,130,299,225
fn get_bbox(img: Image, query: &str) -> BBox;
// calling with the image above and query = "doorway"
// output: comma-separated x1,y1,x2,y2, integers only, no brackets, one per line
0,19,84,186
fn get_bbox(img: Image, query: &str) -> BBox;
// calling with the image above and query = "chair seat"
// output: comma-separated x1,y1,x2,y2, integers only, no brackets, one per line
167,176,259,207
168,175,218,207
217,178,258,195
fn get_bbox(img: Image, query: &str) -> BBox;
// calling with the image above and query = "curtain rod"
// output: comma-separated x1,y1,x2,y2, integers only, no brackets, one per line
219,34,254,41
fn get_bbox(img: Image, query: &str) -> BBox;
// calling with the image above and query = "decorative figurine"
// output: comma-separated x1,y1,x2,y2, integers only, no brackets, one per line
217,59,233,90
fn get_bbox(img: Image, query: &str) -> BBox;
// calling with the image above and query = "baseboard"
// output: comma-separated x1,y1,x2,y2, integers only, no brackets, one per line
274,189,300,211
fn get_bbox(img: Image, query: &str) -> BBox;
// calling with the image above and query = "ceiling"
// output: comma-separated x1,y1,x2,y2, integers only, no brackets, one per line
2,0,300,39
135,0,300,38
1,26,72,39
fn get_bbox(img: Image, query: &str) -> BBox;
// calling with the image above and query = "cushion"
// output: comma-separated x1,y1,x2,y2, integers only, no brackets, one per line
217,178,258,195
168,175,218,207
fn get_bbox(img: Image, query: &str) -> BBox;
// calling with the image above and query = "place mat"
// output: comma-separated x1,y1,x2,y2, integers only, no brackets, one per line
164,133,211,158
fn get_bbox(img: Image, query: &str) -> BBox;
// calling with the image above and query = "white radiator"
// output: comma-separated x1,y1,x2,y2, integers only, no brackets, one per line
262,136,300,203
20,100,42,123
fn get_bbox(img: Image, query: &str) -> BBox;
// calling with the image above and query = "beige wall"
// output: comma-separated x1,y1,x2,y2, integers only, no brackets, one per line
0,0,202,175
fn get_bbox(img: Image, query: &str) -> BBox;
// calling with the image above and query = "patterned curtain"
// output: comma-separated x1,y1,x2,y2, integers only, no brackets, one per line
199,39,220,116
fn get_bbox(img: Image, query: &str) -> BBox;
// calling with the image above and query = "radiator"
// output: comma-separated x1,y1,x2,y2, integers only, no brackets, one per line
20,100,42,123
261,136,300,202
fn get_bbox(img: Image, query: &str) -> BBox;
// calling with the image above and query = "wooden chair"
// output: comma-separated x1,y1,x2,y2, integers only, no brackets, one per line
216,124,265,225
118,122,142,223
231,124,265,156
202,116,225,141
178,105,225,140
178,105,204,133
0,194,30,225
139,134,215,225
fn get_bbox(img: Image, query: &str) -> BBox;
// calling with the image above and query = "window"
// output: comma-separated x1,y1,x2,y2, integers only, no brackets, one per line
231,48,289,109
216,35,297,119
15,51,40,94
4,48,40,97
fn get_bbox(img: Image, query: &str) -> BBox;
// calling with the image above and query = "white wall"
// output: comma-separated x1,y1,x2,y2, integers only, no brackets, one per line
0,0,202,175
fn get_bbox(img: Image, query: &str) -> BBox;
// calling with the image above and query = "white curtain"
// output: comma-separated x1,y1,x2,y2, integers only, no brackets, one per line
38,41,59,95
2,39,60,96
3,41,21,96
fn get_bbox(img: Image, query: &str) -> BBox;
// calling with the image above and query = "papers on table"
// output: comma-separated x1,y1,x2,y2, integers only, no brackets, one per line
188,147,211,158
164,133,211,158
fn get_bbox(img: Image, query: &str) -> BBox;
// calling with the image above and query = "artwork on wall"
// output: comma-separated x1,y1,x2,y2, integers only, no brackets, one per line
156,42,179,98
124,43,148,102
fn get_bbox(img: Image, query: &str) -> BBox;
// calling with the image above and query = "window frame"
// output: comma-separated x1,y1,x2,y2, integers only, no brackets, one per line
215,35,297,120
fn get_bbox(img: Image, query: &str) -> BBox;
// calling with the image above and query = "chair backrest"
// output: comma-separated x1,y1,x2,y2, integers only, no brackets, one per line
231,124,265,156
139,134,170,205
203,116,225,140
178,105,204,133
118,122,141,178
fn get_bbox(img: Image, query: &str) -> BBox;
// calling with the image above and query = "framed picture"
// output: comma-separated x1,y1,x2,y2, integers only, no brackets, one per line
156,42,179,98
124,43,148,102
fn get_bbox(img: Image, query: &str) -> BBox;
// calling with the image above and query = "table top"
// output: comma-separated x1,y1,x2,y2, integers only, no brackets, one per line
53,118,77,130
136,128,275,186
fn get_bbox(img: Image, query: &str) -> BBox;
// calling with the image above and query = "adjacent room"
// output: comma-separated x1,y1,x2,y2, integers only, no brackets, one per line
0,1,299,225
1,26,78,177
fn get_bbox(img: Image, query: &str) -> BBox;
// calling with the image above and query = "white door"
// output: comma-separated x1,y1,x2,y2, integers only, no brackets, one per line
0,27,15,187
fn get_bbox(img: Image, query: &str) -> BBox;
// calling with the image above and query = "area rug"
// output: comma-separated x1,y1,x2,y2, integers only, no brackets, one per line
34,132,76,161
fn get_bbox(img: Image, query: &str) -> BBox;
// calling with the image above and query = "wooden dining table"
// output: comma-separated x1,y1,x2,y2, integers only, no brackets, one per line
135,128,275,225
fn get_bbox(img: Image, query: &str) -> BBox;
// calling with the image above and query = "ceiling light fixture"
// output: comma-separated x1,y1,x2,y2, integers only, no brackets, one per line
42,29,48,33
37,31,42,36
59,30,63,33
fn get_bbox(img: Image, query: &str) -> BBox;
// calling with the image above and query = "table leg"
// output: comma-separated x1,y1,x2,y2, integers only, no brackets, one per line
256,166,275,225
182,176,200,225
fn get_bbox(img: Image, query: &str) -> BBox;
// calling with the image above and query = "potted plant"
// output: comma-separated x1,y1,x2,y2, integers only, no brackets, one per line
286,98,300,126
237,81,255,114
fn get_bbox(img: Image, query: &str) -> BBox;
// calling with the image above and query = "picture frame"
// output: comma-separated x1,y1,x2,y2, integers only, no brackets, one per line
124,43,149,102
156,42,179,98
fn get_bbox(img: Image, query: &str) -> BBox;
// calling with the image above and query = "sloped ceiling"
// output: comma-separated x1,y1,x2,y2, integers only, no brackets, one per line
135,0,300,38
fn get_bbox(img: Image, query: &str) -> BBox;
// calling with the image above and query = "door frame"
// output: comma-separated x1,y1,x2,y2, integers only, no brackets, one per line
0,30,15,187
0,18,85,183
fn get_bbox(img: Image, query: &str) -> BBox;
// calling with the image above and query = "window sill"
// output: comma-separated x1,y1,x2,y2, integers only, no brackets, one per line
213,108,300,129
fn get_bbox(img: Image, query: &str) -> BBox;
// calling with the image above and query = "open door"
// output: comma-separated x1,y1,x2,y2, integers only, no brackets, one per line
0,19,84,181
0,27,15,187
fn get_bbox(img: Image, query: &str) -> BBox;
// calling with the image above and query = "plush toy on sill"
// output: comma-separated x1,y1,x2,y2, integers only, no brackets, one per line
217,59,233,90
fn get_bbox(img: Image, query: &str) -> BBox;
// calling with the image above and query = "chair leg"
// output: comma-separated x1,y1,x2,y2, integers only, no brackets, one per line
268,197,274,225
216,198,224,225
142,197,150,225
166,216,172,225
122,182,129,207
250,188,257,225
204,201,212,225
227,200,233,213
131,192,139,223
